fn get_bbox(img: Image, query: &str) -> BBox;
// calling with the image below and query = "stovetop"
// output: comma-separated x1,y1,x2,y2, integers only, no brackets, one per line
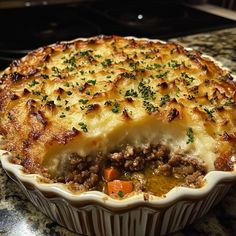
0,1,236,70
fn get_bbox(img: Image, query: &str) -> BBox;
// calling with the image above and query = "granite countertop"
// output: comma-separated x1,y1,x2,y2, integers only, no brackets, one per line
1,27,236,236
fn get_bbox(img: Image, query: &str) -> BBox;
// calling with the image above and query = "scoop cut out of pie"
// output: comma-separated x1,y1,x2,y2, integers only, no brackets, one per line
0,36,235,198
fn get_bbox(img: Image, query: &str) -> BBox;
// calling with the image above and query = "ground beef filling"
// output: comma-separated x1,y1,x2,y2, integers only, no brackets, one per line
55,153,103,191
54,144,206,195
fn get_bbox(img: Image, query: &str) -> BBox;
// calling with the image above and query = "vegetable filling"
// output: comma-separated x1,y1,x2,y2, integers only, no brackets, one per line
53,143,206,198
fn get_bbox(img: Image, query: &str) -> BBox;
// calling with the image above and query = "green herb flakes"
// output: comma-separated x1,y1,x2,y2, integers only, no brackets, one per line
80,50,93,57
204,108,215,118
104,100,112,106
181,72,195,85
138,81,155,100
101,59,112,67
118,190,124,198
60,113,66,118
87,80,96,85
41,74,49,79
143,101,158,113
79,99,89,104
79,122,88,132
112,101,119,113
29,80,39,87
156,71,169,79
66,91,73,95
125,89,138,97
186,128,194,144
159,95,170,107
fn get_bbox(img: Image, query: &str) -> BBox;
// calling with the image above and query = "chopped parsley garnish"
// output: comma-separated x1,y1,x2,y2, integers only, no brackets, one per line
29,79,39,87
79,122,88,132
104,100,112,106
143,101,159,113
186,128,194,144
63,54,77,68
79,85,85,92
94,54,102,58
224,97,234,106
118,190,124,198
181,72,195,85
66,91,73,95
121,72,135,79
204,108,215,118
80,70,85,75
101,59,112,67
86,90,91,95
79,99,89,104
129,61,140,71
32,90,41,95
52,66,61,75
89,70,95,74
146,63,161,70
64,82,70,87
80,50,93,57
112,101,120,113
156,71,169,79
42,95,48,101
159,95,170,107
60,113,66,118
87,79,96,85
167,60,180,69
125,89,138,97
41,74,49,79
57,95,61,101
145,54,154,59
138,81,155,100
65,106,70,111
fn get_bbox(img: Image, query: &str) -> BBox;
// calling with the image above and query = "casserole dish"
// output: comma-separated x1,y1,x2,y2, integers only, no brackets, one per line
1,36,236,235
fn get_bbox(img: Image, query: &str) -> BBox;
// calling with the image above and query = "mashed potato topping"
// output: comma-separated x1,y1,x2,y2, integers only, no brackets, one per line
0,35,235,178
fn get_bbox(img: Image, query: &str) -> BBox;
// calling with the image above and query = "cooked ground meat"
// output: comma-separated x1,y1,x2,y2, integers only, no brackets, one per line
53,143,206,193
183,171,205,188
108,144,169,171
168,153,206,173
55,153,102,191
152,153,206,187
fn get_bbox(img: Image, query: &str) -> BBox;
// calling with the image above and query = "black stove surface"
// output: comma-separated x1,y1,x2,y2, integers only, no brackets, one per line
0,1,235,69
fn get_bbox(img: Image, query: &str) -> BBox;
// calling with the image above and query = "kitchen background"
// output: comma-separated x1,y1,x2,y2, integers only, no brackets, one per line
0,1,236,236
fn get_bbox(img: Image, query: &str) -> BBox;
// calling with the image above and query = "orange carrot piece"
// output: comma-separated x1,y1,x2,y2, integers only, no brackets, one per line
107,180,133,198
103,167,119,181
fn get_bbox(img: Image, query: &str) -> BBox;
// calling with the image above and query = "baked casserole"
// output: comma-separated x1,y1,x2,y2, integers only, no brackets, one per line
0,35,236,199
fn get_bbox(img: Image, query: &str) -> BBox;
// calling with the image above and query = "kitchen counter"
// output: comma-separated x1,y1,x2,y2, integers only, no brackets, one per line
1,27,236,236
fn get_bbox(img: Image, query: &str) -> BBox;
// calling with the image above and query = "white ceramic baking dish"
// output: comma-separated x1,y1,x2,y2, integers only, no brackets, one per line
1,37,236,236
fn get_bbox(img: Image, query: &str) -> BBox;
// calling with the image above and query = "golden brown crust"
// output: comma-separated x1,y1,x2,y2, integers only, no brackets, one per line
0,35,236,172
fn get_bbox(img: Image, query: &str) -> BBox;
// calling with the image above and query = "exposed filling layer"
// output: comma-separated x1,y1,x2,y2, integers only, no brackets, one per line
51,143,206,198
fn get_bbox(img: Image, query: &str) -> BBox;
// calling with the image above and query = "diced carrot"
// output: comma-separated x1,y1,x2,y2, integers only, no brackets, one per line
107,180,133,198
103,167,119,181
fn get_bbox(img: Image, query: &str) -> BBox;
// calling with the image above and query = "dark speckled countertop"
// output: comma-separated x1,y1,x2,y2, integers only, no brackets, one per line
1,27,236,236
